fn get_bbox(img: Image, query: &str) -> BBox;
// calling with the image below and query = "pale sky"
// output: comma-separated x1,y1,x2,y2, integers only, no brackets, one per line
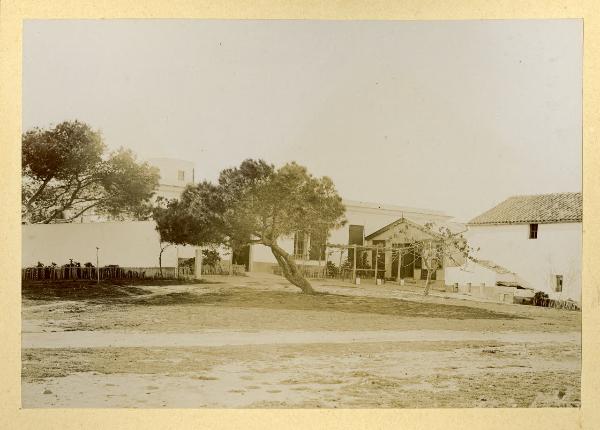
23,20,582,222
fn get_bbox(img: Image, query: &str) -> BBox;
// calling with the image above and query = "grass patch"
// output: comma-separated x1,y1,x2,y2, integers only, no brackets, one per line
22,281,524,320
127,292,229,306
126,288,523,320
22,279,218,302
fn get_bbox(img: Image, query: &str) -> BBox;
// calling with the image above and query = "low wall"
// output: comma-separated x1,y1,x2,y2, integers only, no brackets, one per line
22,221,197,268
448,282,518,304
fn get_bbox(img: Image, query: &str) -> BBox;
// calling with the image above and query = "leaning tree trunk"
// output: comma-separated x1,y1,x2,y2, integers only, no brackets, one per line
269,243,316,294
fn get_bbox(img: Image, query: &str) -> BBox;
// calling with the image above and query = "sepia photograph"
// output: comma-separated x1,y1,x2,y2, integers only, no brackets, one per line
20,19,582,409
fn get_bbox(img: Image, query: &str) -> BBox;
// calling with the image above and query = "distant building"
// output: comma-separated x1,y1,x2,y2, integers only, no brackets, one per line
147,157,195,200
447,192,582,302
66,157,194,223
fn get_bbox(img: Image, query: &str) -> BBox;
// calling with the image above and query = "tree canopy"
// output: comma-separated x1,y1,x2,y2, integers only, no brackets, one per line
22,121,160,223
153,159,346,293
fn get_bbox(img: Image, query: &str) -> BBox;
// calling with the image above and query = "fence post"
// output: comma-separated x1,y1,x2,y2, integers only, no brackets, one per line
96,247,100,285
397,247,402,283
374,247,379,281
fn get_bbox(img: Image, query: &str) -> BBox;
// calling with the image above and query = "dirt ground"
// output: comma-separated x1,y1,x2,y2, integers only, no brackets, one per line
21,274,581,408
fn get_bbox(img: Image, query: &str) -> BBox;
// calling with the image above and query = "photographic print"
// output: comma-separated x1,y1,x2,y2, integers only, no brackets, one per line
21,19,582,408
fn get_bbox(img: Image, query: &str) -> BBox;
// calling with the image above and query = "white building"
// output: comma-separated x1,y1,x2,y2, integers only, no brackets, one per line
447,192,582,302
71,157,194,223
147,157,195,201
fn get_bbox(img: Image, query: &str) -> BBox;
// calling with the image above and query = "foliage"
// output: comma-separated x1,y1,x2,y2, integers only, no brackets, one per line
533,291,550,306
344,251,372,277
325,261,339,278
154,159,346,293
202,249,221,268
22,120,160,223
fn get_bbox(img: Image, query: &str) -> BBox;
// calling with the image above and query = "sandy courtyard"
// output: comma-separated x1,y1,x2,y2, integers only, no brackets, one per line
21,275,581,408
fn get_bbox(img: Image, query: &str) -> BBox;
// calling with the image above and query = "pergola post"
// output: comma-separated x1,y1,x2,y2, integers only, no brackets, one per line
352,244,357,282
397,247,402,282
374,247,379,280
339,248,343,279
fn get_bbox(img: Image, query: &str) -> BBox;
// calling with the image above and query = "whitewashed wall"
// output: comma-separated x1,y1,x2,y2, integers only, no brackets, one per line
445,263,500,287
465,223,581,301
22,221,197,268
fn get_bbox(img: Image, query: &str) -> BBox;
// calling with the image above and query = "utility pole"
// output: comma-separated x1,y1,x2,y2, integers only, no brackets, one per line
96,247,100,285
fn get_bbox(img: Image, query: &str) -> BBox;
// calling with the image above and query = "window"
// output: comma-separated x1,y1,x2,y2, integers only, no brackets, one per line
555,275,563,292
529,223,538,239
293,232,306,258
348,225,365,245
177,170,185,181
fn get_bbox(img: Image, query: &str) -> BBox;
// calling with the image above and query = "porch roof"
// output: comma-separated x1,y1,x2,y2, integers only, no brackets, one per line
365,216,465,241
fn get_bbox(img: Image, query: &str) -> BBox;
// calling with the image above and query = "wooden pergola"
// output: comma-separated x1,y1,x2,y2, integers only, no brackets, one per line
324,242,429,282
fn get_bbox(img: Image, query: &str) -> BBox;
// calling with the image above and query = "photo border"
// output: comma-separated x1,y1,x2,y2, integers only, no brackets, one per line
1,1,598,429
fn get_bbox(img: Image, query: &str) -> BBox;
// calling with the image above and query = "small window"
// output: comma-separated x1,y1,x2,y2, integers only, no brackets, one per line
529,223,538,239
555,275,563,292
177,170,185,181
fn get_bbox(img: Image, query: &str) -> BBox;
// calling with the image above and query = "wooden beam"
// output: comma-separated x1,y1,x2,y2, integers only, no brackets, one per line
339,248,343,279
374,247,379,280
327,243,413,252
396,247,402,283
352,244,357,281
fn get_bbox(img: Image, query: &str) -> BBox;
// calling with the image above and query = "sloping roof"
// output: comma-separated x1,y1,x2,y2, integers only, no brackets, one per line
342,199,449,217
468,192,582,225
471,259,534,290
475,259,513,275
365,216,465,241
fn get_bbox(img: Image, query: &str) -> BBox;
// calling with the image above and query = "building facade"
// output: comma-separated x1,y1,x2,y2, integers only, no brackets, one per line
246,200,456,274
448,192,582,302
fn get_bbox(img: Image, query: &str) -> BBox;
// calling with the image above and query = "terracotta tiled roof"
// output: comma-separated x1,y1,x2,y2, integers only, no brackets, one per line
468,192,582,225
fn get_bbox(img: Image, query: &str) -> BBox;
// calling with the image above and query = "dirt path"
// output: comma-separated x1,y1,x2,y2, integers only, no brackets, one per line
21,278,581,408
22,328,580,349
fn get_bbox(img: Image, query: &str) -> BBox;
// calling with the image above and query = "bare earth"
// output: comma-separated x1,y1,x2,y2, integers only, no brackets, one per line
21,274,581,408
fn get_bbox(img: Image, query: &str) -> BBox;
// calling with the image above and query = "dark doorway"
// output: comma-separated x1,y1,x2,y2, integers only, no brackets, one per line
420,268,437,281
232,245,250,271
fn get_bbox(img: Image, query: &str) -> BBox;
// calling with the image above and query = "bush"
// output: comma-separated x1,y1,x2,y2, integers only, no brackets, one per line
533,291,549,307
202,249,221,268
326,261,339,278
